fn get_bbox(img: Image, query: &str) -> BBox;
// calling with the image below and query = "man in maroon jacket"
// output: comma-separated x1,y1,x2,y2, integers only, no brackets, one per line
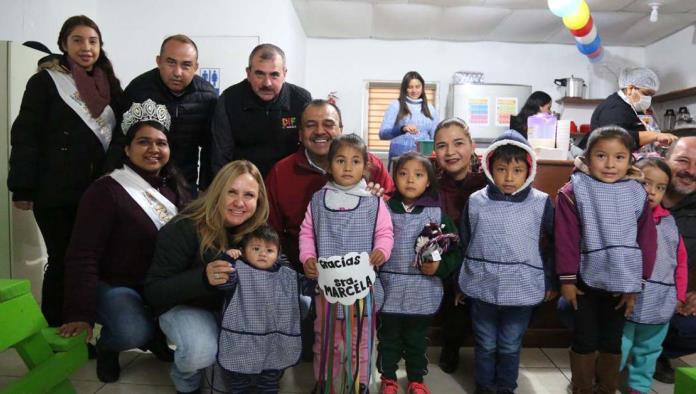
265,99,394,270
265,99,394,361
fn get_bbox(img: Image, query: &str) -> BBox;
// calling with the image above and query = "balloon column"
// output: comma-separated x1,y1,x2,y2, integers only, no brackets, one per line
548,0,604,63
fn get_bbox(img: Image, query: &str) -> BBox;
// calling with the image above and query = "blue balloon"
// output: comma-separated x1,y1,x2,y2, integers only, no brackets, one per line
548,0,582,17
576,35,601,55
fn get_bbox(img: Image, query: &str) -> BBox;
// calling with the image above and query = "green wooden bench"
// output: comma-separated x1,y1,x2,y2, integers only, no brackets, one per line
0,279,87,394
675,367,696,394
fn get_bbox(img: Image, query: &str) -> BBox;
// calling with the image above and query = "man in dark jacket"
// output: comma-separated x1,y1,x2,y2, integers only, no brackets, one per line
210,43,311,177
125,35,217,191
654,136,696,383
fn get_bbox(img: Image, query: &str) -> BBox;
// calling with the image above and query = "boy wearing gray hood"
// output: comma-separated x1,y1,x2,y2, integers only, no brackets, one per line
457,130,556,394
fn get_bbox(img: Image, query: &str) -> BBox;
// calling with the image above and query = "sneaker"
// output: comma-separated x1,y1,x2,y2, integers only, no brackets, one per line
140,332,174,362
438,346,460,374
406,381,431,394
379,377,399,394
96,345,120,383
474,386,496,394
653,356,675,384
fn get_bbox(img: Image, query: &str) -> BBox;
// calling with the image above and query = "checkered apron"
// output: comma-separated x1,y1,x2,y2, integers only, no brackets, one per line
311,190,383,319
380,206,444,316
572,172,646,293
458,187,547,306
217,261,302,374
630,214,679,324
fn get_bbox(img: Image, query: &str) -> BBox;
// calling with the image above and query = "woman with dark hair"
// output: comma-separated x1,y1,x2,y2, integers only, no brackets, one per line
58,100,191,383
510,91,553,139
7,15,126,327
379,71,439,165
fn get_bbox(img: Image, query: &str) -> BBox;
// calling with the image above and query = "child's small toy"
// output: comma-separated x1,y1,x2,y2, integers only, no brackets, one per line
413,222,459,269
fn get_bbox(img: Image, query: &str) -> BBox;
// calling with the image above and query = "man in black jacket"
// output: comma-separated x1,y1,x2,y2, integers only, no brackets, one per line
210,43,311,177
125,35,217,191
654,136,696,383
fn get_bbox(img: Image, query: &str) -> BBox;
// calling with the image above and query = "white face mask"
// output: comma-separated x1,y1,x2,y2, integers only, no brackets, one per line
633,93,652,112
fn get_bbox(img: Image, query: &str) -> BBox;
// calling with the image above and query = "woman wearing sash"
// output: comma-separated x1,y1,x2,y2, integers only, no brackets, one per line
7,15,125,327
58,100,190,383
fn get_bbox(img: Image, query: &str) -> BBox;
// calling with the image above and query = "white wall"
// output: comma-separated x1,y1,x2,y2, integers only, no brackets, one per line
646,25,696,94
0,0,307,88
0,0,97,51
646,25,696,122
304,38,645,137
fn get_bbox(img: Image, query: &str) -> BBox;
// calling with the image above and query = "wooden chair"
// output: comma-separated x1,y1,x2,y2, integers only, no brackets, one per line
0,279,87,394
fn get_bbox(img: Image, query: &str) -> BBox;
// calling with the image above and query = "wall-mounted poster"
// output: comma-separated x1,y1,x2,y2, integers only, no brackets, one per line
496,97,518,127
467,98,489,126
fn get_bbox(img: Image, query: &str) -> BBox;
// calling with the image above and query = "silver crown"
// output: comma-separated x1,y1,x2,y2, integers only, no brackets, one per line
121,99,171,134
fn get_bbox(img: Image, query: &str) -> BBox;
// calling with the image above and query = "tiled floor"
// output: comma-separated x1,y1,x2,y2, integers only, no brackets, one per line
1,346,692,393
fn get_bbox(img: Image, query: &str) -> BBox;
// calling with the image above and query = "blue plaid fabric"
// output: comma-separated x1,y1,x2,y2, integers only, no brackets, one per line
218,260,302,374
630,214,679,324
381,206,444,316
311,190,384,318
572,172,647,293
458,187,548,306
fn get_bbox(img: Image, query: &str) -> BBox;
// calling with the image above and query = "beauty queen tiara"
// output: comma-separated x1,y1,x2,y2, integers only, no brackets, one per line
121,99,171,133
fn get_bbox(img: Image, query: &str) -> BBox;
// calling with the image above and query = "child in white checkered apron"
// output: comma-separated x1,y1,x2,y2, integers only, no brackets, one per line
620,158,688,394
217,225,306,394
300,134,394,394
377,152,461,394
556,126,658,394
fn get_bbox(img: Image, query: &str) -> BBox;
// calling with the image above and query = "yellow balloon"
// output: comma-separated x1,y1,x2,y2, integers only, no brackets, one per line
562,0,590,30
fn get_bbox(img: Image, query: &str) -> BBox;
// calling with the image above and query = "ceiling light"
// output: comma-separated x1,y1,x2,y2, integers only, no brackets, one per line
649,2,661,23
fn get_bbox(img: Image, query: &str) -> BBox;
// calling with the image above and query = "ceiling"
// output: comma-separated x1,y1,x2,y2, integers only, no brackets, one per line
292,0,696,46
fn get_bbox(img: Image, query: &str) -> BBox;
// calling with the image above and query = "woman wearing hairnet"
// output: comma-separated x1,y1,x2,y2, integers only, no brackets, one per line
577,67,678,150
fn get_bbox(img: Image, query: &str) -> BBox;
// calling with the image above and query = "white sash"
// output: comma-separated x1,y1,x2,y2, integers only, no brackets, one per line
109,166,178,230
46,69,116,151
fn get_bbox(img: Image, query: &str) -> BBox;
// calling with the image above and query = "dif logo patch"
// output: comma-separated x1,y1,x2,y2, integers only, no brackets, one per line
281,116,298,129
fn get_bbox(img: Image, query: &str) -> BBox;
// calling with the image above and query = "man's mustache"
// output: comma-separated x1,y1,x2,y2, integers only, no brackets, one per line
675,170,696,183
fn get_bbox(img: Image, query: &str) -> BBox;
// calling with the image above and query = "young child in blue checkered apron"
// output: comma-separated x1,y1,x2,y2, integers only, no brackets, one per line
299,134,394,394
216,225,312,393
556,126,657,394
376,152,462,394
621,158,688,394
457,130,556,394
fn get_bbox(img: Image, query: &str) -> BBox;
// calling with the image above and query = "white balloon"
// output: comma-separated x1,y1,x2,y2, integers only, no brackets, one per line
574,25,598,45
548,0,582,17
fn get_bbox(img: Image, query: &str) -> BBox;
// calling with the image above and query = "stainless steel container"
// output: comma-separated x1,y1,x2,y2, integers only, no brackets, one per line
554,76,586,98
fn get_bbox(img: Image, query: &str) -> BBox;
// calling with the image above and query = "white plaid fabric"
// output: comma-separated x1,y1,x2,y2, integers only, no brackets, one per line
458,187,548,306
630,214,679,324
311,190,384,318
572,172,646,293
381,206,444,316
218,261,302,374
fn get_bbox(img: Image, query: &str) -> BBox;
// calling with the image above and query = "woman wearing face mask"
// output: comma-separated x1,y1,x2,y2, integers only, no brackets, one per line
578,67,677,150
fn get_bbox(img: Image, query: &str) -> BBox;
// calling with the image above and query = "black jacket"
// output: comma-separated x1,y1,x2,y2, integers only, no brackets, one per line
670,192,696,292
578,92,643,149
210,79,311,177
125,69,217,189
144,217,224,315
7,59,126,207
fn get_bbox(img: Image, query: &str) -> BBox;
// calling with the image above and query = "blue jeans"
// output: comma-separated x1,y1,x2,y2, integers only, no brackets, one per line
470,299,534,391
662,314,696,359
96,282,154,352
159,305,219,392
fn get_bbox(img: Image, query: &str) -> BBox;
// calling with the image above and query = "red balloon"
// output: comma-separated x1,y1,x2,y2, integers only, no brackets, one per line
570,16,593,37
587,46,602,59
